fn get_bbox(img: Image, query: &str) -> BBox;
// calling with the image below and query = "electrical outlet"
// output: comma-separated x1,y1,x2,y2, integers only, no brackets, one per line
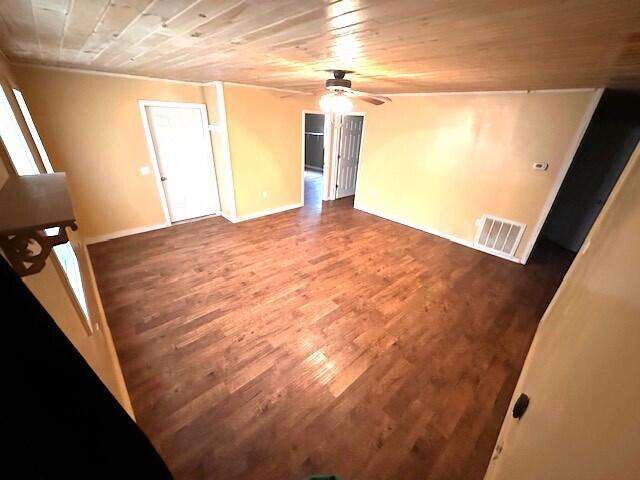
533,162,549,171
140,165,151,176
262,191,268,198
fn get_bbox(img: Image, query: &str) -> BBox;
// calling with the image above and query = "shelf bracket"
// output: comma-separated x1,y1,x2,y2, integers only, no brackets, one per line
0,221,78,277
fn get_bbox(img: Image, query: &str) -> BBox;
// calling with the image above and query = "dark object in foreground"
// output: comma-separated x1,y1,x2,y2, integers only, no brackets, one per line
513,393,530,420
0,257,172,479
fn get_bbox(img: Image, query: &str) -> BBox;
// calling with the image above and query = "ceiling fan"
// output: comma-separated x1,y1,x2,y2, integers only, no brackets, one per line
319,70,391,114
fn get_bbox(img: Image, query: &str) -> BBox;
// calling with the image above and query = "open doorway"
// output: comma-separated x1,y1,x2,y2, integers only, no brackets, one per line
301,111,365,208
535,90,640,257
320,112,364,204
303,112,325,208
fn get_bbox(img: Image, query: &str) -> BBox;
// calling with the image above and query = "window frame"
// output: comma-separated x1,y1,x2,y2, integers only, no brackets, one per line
0,84,92,334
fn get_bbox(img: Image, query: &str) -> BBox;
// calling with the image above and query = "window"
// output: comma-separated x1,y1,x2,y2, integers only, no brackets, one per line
13,89,54,173
0,87,90,326
0,86,37,175
52,239,89,318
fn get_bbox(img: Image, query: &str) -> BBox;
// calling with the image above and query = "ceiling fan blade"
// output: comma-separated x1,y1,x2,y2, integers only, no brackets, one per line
279,92,309,99
357,96,387,106
345,89,391,105
279,88,321,99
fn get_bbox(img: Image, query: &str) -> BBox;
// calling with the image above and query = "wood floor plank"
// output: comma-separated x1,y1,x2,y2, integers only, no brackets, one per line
89,170,572,479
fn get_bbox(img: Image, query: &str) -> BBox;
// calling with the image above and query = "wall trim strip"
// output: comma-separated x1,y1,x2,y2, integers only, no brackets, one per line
9,62,602,98
217,81,310,95
213,81,238,219
85,223,169,245
232,203,303,223
10,62,204,86
386,87,601,97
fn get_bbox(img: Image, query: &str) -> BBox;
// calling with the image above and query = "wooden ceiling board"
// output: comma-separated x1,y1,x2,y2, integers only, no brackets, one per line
0,1,40,59
1,0,639,93
62,0,111,61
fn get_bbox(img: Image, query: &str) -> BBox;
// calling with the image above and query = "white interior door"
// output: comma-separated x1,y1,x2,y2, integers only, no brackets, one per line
335,115,363,198
485,143,640,480
145,104,220,223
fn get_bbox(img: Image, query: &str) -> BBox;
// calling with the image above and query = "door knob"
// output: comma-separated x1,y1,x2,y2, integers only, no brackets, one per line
512,393,530,419
160,176,167,181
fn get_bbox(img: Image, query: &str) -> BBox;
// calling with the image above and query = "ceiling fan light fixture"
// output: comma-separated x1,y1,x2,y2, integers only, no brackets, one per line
319,92,353,114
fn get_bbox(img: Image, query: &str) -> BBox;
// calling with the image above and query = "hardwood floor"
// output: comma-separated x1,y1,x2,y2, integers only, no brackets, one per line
304,168,323,207
89,177,572,480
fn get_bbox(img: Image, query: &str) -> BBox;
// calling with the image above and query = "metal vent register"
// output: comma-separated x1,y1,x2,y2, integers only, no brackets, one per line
475,215,525,258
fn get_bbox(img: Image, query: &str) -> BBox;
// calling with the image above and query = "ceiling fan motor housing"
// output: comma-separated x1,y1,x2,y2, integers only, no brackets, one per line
326,77,352,91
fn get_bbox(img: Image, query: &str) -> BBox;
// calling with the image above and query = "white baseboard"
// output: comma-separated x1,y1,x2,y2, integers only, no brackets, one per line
85,223,169,245
171,213,220,225
354,204,522,264
87,213,227,244
220,211,238,223
474,244,523,264
87,205,302,242
235,203,303,222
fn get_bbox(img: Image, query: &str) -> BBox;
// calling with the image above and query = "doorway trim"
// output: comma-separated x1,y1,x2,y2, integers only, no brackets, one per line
138,99,220,225
301,110,328,205
519,88,603,264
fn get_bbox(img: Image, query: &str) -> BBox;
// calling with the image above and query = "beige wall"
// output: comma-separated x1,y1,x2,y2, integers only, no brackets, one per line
14,66,315,231
354,90,597,260
0,57,133,415
223,83,313,218
485,141,640,479
14,64,206,240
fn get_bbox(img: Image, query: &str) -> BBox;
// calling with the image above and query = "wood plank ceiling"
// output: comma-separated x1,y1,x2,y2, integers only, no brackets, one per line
0,0,639,93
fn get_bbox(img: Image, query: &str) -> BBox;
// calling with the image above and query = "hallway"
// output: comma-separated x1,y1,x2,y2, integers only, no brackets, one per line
304,168,323,207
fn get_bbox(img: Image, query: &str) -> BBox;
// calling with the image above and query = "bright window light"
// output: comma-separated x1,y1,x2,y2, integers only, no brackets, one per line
0,86,38,175
13,88,54,173
53,241,89,318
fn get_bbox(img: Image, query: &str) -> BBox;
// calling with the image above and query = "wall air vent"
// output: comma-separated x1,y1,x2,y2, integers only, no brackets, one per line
474,215,526,259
